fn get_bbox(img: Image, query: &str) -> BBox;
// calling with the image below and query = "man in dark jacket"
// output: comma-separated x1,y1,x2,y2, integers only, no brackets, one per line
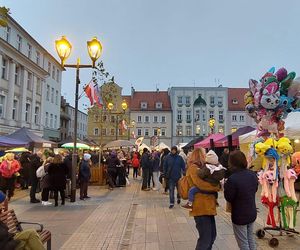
29,151,43,203
163,146,185,208
141,148,151,191
106,151,120,190
63,152,72,197
79,153,91,200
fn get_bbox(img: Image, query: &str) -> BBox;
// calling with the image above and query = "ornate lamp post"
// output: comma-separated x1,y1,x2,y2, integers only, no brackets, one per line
107,100,128,140
55,36,102,202
209,117,215,134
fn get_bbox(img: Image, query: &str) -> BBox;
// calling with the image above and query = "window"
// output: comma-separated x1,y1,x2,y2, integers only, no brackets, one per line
186,96,191,106
102,128,106,136
177,110,182,121
27,72,32,90
46,85,50,101
36,51,40,65
161,128,166,136
178,96,183,105
102,115,107,122
0,95,5,118
240,115,245,122
17,35,22,51
36,78,41,94
156,102,162,109
54,115,57,128
219,111,224,121
51,88,54,103
110,128,115,136
145,116,149,123
141,102,147,109
27,43,32,58
196,125,201,135
111,116,115,123
12,99,18,120
35,106,40,124
52,66,55,79
137,128,142,136
14,66,19,85
232,115,237,121
186,110,191,122
210,96,215,106
137,116,142,123
154,116,158,123
186,126,192,136
94,128,99,135
47,62,51,73
50,114,53,128
231,127,237,133
232,98,238,104
45,112,49,127
202,109,206,121
176,126,183,136
55,90,58,105
161,116,166,123
218,126,224,133
1,58,7,79
195,110,200,121
154,128,158,136
5,26,10,42
144,128,149,137
217,97,223,107
25,103,31,122
56,69,59,82
209,110,214,119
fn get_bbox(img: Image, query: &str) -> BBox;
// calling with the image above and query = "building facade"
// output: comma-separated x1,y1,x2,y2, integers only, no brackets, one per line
227,88,256,133
66,104,88,140
87,81,130,145
169,86,228,145
0,15,63,140
129,88,172,147
60,96,71,141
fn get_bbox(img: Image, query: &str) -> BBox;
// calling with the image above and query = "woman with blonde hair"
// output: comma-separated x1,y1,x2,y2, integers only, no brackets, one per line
186,147,220,250
48,154,68,207
38,157,54,206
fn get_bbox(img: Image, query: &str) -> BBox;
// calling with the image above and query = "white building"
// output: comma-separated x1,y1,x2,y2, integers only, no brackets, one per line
0,15,63,140
169,86,228,145
129,88,172,147
67,104,88,140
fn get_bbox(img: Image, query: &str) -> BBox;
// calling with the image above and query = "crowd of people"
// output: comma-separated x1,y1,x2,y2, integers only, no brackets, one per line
0,145,259,250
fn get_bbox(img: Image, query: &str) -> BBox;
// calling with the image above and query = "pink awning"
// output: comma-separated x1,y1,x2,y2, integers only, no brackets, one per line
194,133,224,149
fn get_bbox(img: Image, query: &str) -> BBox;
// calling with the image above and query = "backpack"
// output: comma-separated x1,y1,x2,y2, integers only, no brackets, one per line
178,176,191,200
132,158,140,168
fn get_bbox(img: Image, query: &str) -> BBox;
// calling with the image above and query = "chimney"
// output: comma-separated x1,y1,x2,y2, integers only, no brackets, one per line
131,86,135,98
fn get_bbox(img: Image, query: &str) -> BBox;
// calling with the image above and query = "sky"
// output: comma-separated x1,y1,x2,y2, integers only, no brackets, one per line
2,0,300,110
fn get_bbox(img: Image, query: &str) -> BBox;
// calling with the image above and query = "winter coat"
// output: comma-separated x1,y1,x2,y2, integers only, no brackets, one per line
48,163,68,190
140,153,151,169
19,152,31,179
197,163,226,186
152,155,160,172
107,155,120,169
63,154,72,179
186,162,220,217
29,154,42,180
132,154,140,168
0,160,20,178
163,153,185,181
79,160,91,182
0,221,20,250
224,169,258,225
40,164,51,189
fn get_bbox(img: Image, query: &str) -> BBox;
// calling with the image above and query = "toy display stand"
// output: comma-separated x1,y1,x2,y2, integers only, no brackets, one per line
256,184,300,248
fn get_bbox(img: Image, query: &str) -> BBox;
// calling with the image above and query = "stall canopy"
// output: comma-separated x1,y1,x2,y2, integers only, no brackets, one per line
182,136,204,149
155,142,170,151
4,127,57,148
214,126,255,147
104,140,135,149
0,136,28,147
194,133,224,149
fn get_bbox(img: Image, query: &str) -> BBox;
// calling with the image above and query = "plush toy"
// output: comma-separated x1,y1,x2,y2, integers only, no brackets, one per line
260,83,280,110
280,196,298,229
264,138,278,148
292,152,300,176
261,196,279,228
255,142,271,157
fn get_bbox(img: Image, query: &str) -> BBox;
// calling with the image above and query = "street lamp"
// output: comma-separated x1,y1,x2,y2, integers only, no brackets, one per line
55,35,102,202
107,100,128,140
209,117,215,134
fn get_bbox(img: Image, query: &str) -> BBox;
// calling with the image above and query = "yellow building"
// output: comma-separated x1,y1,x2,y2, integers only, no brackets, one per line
87,81,130,145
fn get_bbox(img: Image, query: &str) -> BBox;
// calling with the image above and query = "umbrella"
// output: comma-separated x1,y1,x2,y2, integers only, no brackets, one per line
61,142,90,149
5,147,29,153
103,140,135,149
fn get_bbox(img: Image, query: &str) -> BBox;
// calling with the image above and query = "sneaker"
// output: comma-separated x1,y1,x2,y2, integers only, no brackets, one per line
181,203,193,210
79,197,84,200
84,196,91,199
42,201,52,206
30,199,40,203
169,204,174,209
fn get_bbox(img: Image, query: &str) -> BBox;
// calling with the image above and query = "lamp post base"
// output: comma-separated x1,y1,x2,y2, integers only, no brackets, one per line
70,189,76,202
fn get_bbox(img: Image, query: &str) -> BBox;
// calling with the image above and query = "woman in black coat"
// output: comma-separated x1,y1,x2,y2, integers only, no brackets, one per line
48,154,68,207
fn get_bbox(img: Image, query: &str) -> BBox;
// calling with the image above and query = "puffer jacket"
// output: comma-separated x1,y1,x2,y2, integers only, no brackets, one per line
0,160,20,178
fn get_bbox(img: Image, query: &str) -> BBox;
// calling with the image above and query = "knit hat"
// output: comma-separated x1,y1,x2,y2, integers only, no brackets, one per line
205,150,219,165
83,153,91,161
0,191,6,203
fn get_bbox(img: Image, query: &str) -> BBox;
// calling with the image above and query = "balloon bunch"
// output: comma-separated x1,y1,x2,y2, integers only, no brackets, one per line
244,67,300,135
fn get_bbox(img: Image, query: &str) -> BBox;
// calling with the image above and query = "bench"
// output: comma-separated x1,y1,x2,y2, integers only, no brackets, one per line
0,209,51,250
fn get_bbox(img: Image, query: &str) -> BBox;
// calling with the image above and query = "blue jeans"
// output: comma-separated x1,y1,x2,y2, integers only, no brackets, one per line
168,179,180,205
188,186,200,202
194,216,216,250
232,222,256,250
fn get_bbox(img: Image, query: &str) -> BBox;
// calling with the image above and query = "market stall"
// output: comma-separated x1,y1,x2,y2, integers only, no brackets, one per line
194,133,224,149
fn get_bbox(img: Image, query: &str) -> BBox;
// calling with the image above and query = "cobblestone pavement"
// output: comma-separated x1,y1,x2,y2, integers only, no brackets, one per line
9,177,300,250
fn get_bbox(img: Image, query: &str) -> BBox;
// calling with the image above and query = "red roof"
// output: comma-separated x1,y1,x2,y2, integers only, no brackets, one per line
228,88,248,111
128,91,171,111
